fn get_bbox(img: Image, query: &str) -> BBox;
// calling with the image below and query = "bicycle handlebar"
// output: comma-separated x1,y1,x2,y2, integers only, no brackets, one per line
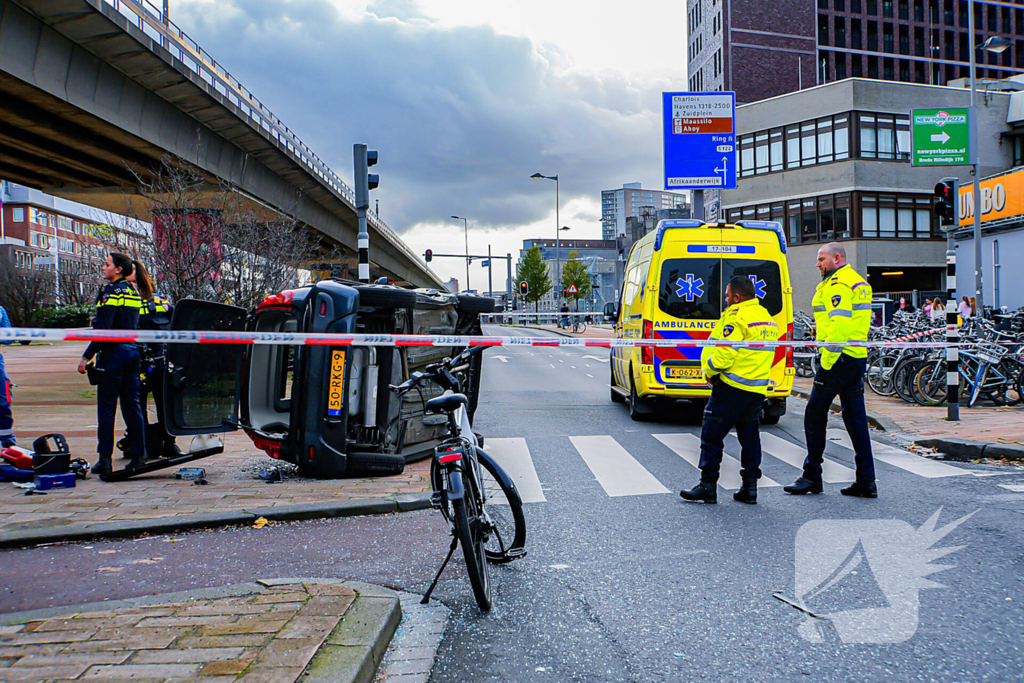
389,346,486,395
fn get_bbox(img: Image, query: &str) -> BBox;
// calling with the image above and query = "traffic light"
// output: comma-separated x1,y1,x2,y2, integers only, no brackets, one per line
353,144,379,210
934,177,957,226
425,249,433,262
519,281,529,296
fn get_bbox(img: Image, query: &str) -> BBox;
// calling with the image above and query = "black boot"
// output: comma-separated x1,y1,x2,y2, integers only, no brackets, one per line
91,456,112,475
162,441,184,459
784,477,823,495
126,454,147,471
733,479,757,504
841,481,878,498
680,481,717,504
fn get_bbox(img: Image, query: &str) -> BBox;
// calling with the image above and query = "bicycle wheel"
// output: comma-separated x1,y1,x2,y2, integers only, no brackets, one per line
866,354,897,396
991,358,1023,406
576,321,587,334
478,453,526,564
915,361,946,405
453,465,491,611
892,361,918,404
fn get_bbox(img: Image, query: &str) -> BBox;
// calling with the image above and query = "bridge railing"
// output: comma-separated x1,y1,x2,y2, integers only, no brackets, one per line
100,0,437,282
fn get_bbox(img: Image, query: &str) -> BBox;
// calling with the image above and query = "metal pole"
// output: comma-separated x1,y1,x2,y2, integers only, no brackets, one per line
463,217,470,292
354,144,370,283
968,0,984,314
506,253,512,313
946,238,960,421
555,176,560,308
487,244,493,299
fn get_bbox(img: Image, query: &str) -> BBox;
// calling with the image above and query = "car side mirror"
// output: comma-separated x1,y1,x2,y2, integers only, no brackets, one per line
604,302,619,323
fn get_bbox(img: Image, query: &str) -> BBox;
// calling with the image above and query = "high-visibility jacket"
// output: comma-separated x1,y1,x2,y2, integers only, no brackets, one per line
82,278,142,361
811,263,872,370
701,298,779,395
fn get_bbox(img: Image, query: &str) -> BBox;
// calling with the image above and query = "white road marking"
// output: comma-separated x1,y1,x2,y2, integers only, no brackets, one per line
759,433,856,483
484,438,546,503
550,364,555,369
569,436,670,497
492,355,511,363
653,433,781,490
570,366,576,369
826,429,972,478
559,359,564,363
587,374,594,378
583,355,609,363
998,483,1024,492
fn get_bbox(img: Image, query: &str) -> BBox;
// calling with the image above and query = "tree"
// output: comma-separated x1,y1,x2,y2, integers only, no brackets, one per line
560,251,592,310
515,246,551,312
0,258,53,326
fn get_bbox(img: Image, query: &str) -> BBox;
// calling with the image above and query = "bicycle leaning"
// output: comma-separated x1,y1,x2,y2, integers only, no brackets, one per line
390,346,527,612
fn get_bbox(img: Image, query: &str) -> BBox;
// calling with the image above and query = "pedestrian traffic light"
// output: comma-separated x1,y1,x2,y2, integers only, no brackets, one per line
367,150,379,192
425,249,433,262
354,145,379,209
519,281,528,296
934,177,957,226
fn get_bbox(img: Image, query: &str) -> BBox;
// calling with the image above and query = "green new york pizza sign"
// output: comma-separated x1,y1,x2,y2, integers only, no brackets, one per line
911,108,969,166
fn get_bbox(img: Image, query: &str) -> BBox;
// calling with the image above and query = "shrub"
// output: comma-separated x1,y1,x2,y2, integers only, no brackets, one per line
36,305,96,328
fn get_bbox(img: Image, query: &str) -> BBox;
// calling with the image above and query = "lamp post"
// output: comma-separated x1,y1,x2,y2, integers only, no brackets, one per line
530,172,560,306
967,0,1012,314
451,215,470,292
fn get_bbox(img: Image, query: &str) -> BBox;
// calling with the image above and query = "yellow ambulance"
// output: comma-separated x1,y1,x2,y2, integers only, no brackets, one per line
608,219,795,421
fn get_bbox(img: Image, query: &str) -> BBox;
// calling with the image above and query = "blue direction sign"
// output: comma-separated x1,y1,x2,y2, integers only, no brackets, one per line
662,92,737,190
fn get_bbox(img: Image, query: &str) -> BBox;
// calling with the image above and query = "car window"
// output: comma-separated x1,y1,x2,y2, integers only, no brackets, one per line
658,258,722,320
722,259,784,316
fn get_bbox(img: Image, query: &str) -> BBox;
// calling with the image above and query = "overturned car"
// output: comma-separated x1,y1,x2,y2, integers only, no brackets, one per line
162,280,495,478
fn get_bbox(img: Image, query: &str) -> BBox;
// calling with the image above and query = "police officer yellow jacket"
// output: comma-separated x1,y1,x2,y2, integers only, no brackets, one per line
82,278,142,361
812,263,873,370
700,298,779,395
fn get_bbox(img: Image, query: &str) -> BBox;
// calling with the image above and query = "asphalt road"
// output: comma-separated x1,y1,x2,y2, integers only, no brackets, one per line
2,325,1023,682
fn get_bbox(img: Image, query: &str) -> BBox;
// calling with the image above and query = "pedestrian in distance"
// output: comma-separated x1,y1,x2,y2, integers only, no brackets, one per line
128,260,181,460
785,243,877,498
560,301,570,330
0,303,16,448
930,297,945,323
680,276,778,505
77,252,147,476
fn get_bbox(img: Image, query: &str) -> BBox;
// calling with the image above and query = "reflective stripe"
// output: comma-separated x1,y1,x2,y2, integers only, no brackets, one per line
824,345,844,353
723,372,770,387
852,281,868,289
0,428,13,436
812,305,826,312
828,309,852,318
851,303,873,311
707,357,723,372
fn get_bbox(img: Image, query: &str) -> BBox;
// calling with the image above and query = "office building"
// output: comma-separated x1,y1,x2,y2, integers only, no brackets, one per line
720,78,1015,308
688,0,1024,104
520,238,619,312
601,183,689,240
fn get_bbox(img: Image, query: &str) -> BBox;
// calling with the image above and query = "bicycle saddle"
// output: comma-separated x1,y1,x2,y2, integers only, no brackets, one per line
425,393,469,414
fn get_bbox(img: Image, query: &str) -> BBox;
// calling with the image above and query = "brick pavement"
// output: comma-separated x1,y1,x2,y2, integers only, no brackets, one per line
0,342,429,542
0,581,360,682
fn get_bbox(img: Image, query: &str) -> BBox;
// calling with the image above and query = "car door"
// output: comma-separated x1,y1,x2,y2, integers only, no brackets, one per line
163,299,247,436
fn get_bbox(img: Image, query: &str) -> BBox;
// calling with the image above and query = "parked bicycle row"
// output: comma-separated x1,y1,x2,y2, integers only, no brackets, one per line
794,306,1024,408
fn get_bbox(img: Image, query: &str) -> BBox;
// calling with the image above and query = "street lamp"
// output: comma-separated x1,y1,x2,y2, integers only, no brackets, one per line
530,172,560,303
450,215,469,291
967,1,1013,314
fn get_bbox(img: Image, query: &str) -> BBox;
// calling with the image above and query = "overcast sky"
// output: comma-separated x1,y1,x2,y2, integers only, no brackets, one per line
171,0,689,290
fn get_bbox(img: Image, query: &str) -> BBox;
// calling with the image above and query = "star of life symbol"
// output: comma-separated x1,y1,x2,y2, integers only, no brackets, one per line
748,275,767,299
674,274,704,302
776,508,976,644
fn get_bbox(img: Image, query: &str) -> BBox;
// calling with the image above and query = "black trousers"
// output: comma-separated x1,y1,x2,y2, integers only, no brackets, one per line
803,355,876,484
698,381,765,484
140,358,175,455
96,345,145,459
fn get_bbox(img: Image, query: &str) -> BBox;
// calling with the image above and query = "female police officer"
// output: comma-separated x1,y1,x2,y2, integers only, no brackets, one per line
77,252,146,475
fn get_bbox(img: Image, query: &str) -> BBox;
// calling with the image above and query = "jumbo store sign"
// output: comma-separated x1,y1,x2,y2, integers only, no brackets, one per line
958,168,1024,226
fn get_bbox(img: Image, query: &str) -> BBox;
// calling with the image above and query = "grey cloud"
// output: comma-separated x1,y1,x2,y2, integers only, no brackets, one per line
173,0,681,232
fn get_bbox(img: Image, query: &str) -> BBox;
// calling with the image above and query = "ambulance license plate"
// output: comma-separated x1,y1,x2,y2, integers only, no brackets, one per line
668,367,702,379
327,350,346,417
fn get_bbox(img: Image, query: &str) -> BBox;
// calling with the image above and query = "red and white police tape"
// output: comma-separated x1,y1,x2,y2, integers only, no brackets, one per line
0,327,966,349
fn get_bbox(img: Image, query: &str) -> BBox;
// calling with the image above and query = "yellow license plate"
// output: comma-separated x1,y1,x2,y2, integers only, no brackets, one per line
667,367,703,379
327,349,346,417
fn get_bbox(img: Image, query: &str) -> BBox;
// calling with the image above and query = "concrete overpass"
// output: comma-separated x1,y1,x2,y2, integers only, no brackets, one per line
0,0,443,288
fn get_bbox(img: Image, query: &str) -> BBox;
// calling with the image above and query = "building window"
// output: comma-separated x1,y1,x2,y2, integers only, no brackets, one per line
786,125,801,170
853,0,862,11
883,0,894,17
1013,136,1024,167
769,128,784,172
819,15,830,45
12,208,24,222
835,18,846,48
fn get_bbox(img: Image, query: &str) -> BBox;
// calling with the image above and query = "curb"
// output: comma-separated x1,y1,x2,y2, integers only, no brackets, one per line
914,437,1024,461
0,492,432,550
0,579,402,683
790,386,900,432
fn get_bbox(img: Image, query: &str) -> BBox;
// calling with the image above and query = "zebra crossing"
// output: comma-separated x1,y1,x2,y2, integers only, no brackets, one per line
484,431,990,500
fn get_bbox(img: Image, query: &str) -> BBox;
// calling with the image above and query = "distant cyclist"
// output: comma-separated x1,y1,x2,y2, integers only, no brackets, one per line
560,302,570,329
